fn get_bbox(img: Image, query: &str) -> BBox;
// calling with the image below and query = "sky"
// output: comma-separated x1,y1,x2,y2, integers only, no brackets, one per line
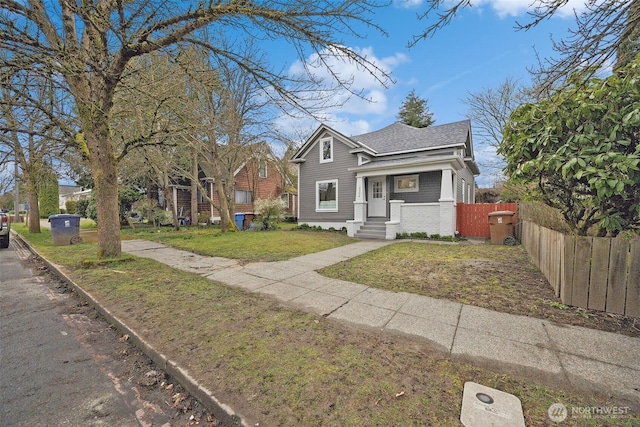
270,0,590,187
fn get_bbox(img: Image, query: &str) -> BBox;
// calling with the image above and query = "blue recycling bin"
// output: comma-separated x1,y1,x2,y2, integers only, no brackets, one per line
234,213,245,230
48,214,82,246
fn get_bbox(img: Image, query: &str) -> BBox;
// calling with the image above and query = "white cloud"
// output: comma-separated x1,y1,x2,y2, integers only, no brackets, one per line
476,0,589,18
287,45,409,130
401,0,589,19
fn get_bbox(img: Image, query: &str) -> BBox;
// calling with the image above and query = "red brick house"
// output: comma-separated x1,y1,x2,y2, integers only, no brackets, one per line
171,144,297,225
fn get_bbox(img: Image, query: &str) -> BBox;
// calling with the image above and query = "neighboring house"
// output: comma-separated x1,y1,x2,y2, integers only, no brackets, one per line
58,185,92,210
290,120,480,239
172,144,297,224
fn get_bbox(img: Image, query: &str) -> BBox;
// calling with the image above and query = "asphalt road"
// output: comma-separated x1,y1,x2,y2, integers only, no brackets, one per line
0,238,144,426
0,237,219,427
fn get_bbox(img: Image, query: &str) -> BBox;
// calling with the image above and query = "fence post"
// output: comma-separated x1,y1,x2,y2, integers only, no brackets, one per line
626,239,640,317
562,235,575,305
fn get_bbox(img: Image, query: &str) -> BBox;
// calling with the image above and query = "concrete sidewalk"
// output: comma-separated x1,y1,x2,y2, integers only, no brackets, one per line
123,239,640,403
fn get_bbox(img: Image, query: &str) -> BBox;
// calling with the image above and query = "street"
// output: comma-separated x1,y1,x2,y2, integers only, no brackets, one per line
0,237,218,427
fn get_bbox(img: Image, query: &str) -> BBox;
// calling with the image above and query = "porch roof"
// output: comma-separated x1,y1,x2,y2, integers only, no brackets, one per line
349,153,465,174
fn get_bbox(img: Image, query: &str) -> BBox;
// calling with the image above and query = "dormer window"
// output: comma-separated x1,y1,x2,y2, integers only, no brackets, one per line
320,137,333,163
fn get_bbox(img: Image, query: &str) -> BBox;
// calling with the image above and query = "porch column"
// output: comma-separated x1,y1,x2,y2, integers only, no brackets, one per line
210,182,215,221
348,175,367,237
353,175,366,222
440,169,454,202
439,169,456,236
172,187,178,217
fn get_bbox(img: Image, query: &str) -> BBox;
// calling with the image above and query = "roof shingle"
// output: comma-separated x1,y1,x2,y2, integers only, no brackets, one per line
352,120,471,154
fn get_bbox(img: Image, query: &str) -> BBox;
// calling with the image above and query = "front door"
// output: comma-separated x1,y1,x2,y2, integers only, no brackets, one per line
368,176,386,217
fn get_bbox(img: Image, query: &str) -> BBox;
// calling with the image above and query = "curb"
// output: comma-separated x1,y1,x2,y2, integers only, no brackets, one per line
13,232,249,427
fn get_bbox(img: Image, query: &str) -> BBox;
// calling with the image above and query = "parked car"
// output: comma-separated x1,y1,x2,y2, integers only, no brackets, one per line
0,210,10,249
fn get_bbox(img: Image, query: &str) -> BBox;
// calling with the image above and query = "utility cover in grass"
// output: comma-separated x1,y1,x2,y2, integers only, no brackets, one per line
460,382,525,427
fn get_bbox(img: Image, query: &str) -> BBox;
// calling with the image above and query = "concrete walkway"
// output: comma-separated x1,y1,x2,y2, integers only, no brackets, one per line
122,239,640,403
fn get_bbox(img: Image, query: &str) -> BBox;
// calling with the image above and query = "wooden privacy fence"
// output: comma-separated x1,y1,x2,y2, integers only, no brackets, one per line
456,203,518,238
521,220,640,317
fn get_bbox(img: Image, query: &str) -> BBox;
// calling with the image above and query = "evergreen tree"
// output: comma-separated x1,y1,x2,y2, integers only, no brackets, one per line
397,90,435,128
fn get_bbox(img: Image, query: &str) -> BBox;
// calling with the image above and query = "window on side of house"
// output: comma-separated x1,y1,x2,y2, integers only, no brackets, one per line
316,180,338,211
258,161,267,178
280,193,289,209
394,174,419,193
319,137,333,163
461,178,466,203
234,190,253,205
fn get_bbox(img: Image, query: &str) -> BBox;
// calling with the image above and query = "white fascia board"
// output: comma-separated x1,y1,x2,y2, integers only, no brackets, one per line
374,143,465,158
292,125,360,161
351,157,463,177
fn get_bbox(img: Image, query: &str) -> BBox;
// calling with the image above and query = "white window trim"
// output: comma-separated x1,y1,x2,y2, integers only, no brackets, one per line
319,137,333,164
394,174,419,193
461,178,466,203
316,179,338,212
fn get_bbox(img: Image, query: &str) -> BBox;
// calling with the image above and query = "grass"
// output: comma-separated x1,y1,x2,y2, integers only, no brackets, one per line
120,224,354,262
319,242,640,336
320,242,537,302
13,225,639,426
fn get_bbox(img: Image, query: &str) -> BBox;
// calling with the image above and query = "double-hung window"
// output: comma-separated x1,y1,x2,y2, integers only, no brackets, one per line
258,161,267,178
319,137,333,163
316,180,338,211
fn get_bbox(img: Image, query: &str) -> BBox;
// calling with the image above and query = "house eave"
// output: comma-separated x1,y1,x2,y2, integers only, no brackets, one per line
374,142,465,158
465,158,481,175
291,124,361,161
348,154,465,175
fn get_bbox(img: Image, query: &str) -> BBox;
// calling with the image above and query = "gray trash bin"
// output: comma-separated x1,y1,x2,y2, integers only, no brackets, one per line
48,214,82,246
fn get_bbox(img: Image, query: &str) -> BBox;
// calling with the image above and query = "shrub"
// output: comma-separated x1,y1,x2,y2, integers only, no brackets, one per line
65,200,77,214
76,199,89,217
254,197,285,231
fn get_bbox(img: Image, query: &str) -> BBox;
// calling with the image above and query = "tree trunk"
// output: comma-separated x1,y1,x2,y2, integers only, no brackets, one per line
163,172,180,231
210,156,237,232
27,192,40,233
84,125,121,258
191,147,199,226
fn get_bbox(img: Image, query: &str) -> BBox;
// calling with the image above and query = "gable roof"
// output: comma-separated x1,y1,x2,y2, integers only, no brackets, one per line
352,120,472,155
292,120,473,163
290,124,361,162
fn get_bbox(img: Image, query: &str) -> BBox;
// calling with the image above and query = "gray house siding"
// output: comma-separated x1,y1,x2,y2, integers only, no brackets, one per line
456,167,475,203
298,133,358,222
390,171,441,203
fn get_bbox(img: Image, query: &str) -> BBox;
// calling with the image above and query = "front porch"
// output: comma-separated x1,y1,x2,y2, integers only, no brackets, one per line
346,169,457,240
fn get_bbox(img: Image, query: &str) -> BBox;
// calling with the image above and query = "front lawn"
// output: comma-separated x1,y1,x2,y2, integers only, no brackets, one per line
121,224,355,262
319,242,640,337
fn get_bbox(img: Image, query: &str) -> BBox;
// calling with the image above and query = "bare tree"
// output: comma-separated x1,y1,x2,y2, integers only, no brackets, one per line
463,77,532,178
0,66,73,232
1,0,391,258
412,0,640,90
